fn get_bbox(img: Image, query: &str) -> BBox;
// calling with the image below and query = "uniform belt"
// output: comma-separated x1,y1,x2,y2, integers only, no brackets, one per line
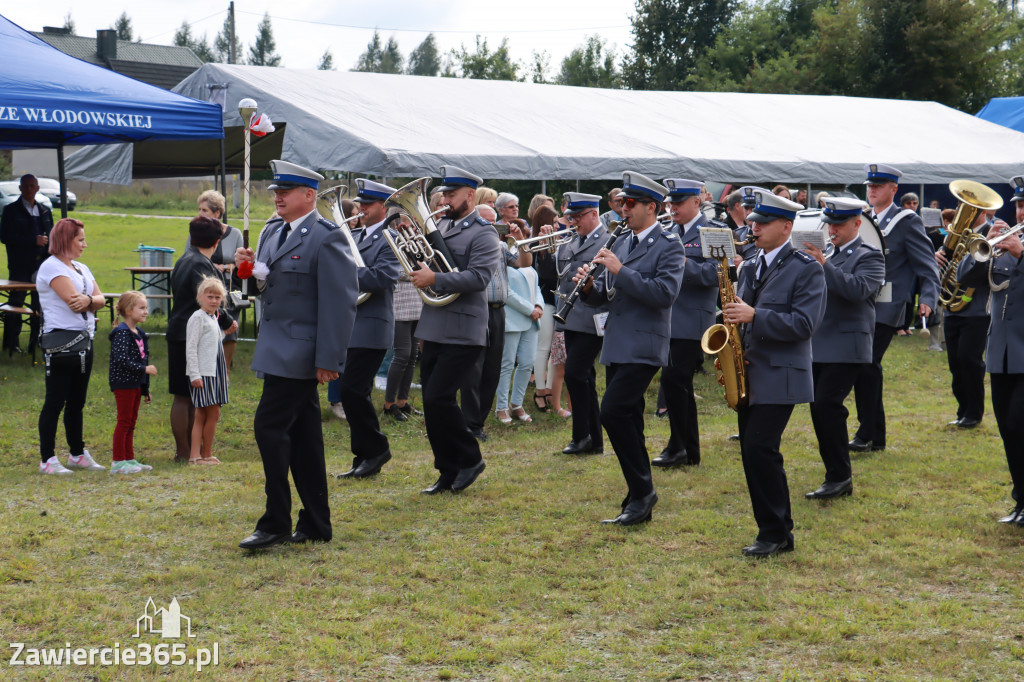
489,302,505,309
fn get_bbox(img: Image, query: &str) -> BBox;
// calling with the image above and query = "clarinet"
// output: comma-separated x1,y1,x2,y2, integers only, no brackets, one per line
553,221,627,324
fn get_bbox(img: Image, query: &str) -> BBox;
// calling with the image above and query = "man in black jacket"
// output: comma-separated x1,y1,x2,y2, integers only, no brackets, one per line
0,174,53,352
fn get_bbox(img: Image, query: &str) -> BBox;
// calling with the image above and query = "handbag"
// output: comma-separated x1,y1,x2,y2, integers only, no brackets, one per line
39,329,92,375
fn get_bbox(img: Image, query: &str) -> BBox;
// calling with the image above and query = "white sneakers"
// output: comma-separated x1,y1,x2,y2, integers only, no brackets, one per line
39,456,73,475
330,402,347,420
66,451,105,471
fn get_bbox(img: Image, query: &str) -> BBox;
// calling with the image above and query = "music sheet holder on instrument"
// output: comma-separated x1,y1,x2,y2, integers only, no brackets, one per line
700,227,740,260
790,229,828,251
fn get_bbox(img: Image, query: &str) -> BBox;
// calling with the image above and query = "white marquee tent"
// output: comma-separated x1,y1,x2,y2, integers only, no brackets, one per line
66,63,1024,185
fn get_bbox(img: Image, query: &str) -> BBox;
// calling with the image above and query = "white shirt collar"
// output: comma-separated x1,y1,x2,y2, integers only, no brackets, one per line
872,202,894,218
21,197,39,216
759,242,787,271
284,209,316,230
682,213,702,232
632,222,660,245
361,218,387,239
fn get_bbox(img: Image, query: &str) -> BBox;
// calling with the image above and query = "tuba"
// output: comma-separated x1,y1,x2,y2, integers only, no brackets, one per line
700,237,754,410
383,178,460,307
938,180,1004,311
317,186,370,305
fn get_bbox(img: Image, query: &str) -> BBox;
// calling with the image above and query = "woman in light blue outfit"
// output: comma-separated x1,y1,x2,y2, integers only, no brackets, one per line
495,263,545,423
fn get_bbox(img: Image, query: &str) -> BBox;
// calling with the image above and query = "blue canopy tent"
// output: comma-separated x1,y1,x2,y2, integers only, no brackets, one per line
0,14,223,216
976,97,1024,134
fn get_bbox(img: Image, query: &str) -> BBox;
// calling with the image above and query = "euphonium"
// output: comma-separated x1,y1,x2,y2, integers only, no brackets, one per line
383,178,460,307
700,238,754,410
939,179,1004,312
316,186,370,305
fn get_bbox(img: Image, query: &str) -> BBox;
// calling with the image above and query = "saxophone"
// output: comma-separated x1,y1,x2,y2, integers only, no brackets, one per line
700,239,753,410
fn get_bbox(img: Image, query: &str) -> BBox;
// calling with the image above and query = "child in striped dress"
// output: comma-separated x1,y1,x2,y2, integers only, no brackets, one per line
186,276,230,465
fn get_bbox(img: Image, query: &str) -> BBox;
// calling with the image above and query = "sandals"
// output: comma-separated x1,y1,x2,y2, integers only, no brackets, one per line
496,409,513,425
555,408,572,418
510,406,533,423
189,457,220,466
533,393,551,412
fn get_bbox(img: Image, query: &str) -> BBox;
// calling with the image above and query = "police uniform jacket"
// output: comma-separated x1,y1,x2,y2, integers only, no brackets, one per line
585,227,685,366
349,224,401,349
737,243,826,405
959,252,1023,373
252,211,358,379
0,199,53,275
415,208,501,347
553,225,611,334
874,204,939,327
810,237,886,363
669,215,719,340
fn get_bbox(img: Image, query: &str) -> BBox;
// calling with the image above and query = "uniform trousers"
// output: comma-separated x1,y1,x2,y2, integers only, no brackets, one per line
810,362,862,483
990,372,1024,507
338,346,390,469
253,374,331,541
738,403,795,543
662,338,704,462
462,305,505,432
944,315,988,421
422,341,485,473
600,362,660,499
853,323,896,447
563,330,604,448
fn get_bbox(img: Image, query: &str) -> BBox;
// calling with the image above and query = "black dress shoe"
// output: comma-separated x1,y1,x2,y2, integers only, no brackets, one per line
997,508,1022,524
562,436,594,455
947,417,963,426
652,448,693,468
421,473,456,495
452,460,486,492
655,408,669,419
287,529,328,544
352,451,392,478
399,403,422,416
957,417,981,429
469,428,488,442
602,491,657,526
335,461,361,478
383,404,409,422
848,436,884,452
741,538,794,557
805,478,853,499
238,530,290,550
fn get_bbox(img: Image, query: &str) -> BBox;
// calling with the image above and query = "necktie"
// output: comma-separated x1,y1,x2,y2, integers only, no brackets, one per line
755,254,767,285
629,234,639,253
358,228,366,244
276,222,291,250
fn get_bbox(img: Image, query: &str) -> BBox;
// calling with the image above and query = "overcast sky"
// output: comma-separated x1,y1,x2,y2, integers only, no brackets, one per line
2,1,638,74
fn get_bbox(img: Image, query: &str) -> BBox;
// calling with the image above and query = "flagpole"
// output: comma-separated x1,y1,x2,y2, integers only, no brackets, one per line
237,98,258,297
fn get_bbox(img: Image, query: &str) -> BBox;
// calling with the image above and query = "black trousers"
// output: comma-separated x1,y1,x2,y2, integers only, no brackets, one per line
338,346,390,469
422,341,484,473
3,265,39,350
253,374,331,540
990,373,1024,507
944,315,988,421
662,338,703,462
38,349,93,462
853,323,896,446
737,403,795,544
601,362,660,499
563,330,604,448
385,320,418,403
462,306,505,431
810,362,863,483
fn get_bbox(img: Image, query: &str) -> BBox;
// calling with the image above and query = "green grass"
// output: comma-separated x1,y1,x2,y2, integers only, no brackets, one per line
1,214,1023,679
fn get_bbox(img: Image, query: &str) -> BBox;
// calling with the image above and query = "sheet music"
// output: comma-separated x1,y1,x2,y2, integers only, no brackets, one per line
700,227,737,260
791,229,828,251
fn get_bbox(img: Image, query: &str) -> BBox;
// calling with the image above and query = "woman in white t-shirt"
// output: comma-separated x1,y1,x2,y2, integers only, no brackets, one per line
35,218,107,475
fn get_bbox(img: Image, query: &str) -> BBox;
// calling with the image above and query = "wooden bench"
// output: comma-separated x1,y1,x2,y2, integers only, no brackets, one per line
0,303,38,360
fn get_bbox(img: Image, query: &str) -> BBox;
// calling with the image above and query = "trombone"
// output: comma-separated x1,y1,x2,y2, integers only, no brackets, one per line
506,226,576,253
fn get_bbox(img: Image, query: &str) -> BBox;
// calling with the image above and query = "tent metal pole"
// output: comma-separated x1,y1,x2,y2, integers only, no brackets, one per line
57,142,68,219
219,136,227,215
541,179,546,195
806,183,811,208
919,183,924,210
576,179,580,192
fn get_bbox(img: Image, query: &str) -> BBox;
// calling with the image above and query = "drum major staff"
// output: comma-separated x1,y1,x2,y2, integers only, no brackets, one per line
723,190,826,557
803,198,885,500
575,171,685,526
957,175,1024,526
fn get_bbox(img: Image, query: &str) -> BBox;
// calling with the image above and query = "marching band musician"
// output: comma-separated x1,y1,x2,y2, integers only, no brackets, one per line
334,179,402,479
850,164,939,453
555,192,610,456
958,176,1024,526
652,178,719,468
733,186,763,262
412,166,501,494
722,190,826,557
803,198,885,500
575,172,685,525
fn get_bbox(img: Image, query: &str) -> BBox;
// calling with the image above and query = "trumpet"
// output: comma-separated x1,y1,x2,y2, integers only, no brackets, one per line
506,226,576,253
316,186,370,305
968,221,1024,261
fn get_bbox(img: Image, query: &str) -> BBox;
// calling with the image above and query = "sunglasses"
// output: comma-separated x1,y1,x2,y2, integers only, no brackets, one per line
620,197,652,209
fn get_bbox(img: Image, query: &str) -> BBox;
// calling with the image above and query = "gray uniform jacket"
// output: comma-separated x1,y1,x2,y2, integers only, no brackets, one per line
669,215,720,340
349,224,401,349
737,243,826,405
874,204,939,327
810,237,886,363
252,211,359,379
553,224,611,334
959,252,1022,373
415,208,501,347
584,227,685,366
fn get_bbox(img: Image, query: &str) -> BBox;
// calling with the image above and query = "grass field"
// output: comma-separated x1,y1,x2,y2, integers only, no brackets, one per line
1,214,1023,679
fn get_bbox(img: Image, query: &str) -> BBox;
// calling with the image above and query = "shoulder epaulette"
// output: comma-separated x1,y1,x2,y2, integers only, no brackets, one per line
793,250,816,264
663,232,678,240
317,217,338,230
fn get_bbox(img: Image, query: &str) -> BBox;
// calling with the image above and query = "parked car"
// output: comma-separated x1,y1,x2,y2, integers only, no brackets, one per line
0,181,53,211
36,177,76,210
